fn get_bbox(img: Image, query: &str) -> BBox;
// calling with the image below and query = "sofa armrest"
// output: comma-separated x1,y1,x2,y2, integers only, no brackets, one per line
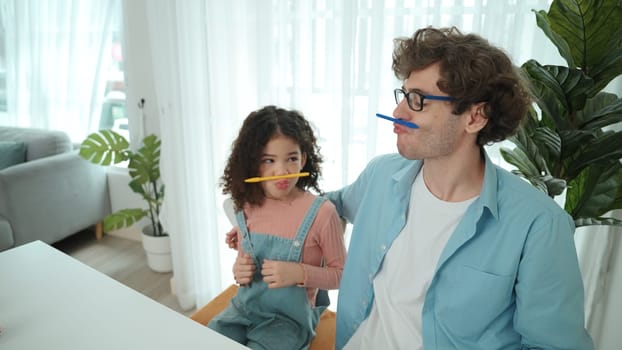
0,214,13,251
0,150,111,247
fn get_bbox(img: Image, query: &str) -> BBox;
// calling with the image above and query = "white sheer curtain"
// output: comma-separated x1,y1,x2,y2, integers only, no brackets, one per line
143,2,613,339
0,0,120,141
143,0,225,310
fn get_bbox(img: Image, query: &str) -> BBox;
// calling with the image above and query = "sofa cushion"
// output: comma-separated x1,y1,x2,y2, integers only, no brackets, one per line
0,127,72,161
0,141,27,170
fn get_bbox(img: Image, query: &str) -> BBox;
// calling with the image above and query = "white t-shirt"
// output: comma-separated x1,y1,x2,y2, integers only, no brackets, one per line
344,170,477,350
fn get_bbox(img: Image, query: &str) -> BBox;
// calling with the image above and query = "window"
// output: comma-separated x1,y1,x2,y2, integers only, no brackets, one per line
0,1,125,142
100,29,129,141
0,12,6,113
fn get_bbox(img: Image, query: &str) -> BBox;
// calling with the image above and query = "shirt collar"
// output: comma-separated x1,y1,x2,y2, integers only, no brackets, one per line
390,150,499,220
392,158,423,194
480,149,499,220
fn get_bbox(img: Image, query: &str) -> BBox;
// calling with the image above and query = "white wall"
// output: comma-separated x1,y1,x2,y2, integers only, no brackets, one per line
121,0,160,146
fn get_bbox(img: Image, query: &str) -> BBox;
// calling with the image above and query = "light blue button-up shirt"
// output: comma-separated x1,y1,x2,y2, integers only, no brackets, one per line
327,152,593,350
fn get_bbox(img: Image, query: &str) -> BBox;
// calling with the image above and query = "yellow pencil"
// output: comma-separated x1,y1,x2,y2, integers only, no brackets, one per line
244,172,310,183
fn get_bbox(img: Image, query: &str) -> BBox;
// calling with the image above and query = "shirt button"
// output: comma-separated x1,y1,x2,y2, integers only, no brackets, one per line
380,245,386,251
368,274,373,282
293,240,300,247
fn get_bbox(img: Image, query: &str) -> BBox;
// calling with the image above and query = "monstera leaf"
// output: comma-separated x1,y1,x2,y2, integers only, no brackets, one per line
103,208,148,232
128,134,161,186
79,129,130,165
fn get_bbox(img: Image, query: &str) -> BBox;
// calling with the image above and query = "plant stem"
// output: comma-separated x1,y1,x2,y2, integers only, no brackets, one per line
151,180,163,236
146,183,159,236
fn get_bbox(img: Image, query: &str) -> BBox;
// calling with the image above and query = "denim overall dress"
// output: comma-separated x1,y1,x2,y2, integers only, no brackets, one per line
208,196,329,350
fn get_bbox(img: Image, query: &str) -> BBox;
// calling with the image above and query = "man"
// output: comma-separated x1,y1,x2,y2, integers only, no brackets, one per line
326,26,594,349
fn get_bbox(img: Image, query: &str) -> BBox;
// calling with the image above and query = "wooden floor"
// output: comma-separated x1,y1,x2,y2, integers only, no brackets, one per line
52,228,195,317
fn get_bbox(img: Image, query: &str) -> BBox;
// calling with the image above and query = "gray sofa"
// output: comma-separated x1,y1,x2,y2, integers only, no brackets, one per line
0,126,111,251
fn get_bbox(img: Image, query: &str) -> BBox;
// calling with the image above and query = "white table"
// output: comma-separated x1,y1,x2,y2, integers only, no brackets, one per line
0,240,248,350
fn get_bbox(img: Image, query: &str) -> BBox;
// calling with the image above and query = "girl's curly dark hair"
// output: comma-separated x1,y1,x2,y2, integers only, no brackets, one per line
392,26,532,146
221,105,324,210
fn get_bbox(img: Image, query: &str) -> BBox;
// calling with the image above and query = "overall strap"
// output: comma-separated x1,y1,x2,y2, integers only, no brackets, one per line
287,196,327,261
235,210,261,267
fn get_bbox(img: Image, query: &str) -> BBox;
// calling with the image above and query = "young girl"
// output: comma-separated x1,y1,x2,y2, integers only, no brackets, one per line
208,105,346,350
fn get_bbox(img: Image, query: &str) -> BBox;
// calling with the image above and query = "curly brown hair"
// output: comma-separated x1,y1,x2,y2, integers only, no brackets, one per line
221,105,324,210
392,26,532,146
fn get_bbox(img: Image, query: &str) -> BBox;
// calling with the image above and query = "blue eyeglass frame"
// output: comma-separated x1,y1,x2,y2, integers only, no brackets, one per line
394,88,455,112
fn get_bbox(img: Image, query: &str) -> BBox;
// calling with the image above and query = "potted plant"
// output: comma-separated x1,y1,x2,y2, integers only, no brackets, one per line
79,129,172,272
500,0,622,228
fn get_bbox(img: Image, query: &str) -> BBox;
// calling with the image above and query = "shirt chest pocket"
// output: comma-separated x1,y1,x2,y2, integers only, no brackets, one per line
433,264,515,337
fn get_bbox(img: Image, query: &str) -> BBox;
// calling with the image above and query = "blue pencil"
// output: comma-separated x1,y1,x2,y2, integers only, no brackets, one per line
375,113,418,129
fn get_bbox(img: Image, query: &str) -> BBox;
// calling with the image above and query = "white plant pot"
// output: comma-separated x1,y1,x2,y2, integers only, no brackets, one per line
141,226,172,273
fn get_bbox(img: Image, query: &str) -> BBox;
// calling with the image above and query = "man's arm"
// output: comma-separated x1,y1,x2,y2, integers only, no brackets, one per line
325,155,387,224
514,212,594,350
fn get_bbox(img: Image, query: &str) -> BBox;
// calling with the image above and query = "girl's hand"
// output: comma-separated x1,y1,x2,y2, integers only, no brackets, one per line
233,253,255,286
261,259,304,289
225,227,239,250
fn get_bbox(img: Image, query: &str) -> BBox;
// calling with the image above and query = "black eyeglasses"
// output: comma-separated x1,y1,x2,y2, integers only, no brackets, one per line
394,88,455,112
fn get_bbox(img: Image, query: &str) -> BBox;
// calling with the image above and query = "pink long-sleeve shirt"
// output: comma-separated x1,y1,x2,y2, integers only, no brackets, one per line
238,192,346,305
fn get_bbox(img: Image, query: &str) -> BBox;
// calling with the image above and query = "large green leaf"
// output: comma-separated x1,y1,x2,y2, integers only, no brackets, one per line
566,163,622,218
534,9,575,67
532,127,561,164
566,130,622,178
579,93,622,130
79,130,129,165
546,0,620,71
613,183,622,211
500,146,541,179
558,129,597,161
500,145,566,196
588,36,622,95
551,66,591,112
524,62,595,129
545,0,622,94
103,208,148,232
522,61,569,129
508,125,554,174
